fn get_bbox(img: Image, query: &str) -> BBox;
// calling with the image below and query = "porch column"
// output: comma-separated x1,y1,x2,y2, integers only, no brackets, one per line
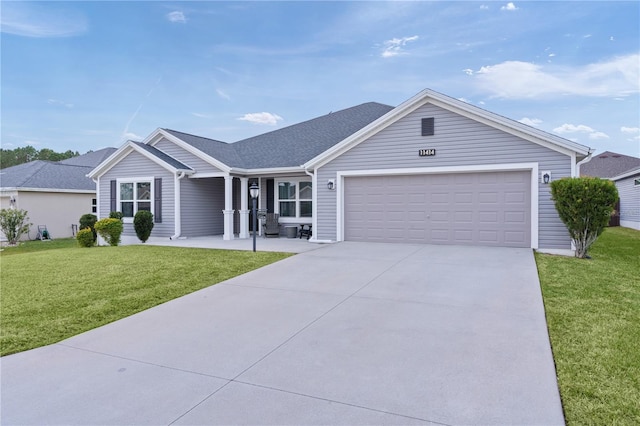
223,175,234,240
239,177,249,239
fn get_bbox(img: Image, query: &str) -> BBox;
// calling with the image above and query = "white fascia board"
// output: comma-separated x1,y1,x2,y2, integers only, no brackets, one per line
610,166,640,181
150,129,232,173
0,187,95,194
305,88,590,170
230,166,306,176
426,96,590,159
87,142,134,178
303,94,425,170
88,141,192,179
128,142,192,175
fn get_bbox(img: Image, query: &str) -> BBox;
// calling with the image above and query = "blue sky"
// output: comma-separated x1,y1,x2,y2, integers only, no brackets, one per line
1,1,639,157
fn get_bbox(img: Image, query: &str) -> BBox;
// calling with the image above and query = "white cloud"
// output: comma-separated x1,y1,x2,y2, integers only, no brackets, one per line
621,127,640,134
216,89,231,100
381,35,419,58
501,2,518,11
480,4,489,10
473,54,640,99
463,68,474,76
519,118,543,127
47,99,74,108
610,36,615,41
553,124,609,140
123,132,143,141
457,97,471,104
0,3,87,38
191,112,212,119
238,112,283,126
166,11,186,23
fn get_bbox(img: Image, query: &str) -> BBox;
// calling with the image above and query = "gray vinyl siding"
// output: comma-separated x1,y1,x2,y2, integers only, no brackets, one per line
615,173,640,227
316,103,572,249
154,138,224,174
180,177,225,237
99,151,175,237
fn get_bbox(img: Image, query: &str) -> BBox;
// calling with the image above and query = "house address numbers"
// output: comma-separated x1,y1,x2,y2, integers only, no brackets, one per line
419,149,436,157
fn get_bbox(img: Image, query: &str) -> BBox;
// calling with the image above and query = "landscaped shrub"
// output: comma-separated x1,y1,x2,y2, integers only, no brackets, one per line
79,213,98,243
109,211,123,221
94,218,123,246
0,208,31,245
133,210,154,243
76,227,95,247
550,177,619,258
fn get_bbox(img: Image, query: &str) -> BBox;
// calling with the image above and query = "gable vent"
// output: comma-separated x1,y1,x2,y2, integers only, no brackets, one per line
421,117,435,136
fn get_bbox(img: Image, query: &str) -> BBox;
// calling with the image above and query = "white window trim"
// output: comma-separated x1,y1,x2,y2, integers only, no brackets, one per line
274,178,313,223
116,177,154,223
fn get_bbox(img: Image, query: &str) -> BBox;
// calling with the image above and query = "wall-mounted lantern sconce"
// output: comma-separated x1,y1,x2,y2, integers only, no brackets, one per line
9,196,16,209
542,171,551,184
327,179,336,190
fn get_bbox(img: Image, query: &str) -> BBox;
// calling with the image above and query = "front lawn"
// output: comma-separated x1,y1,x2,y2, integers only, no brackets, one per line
536,227,640,424
0,240,291,356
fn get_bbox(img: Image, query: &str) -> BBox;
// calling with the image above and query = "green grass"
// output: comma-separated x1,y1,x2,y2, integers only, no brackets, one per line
0,240,292,356
536,227,640,425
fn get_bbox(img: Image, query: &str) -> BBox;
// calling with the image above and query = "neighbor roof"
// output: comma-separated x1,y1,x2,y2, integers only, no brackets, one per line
58,147,117,167
0,161,96,191
580,151,640,178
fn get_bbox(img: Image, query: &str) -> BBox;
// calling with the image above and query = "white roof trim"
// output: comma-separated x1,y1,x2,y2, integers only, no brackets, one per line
304,88,591,169
610,166,640,181
0,187,95,194
88,141,193,178
146,129,232,173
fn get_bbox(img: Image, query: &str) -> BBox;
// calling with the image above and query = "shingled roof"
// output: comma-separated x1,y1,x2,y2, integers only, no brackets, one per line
0,161,96,191
163,102,394,169
580,151,640,178
58,147,117,167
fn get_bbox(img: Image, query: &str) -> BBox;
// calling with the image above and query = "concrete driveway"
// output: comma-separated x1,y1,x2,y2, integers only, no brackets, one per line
1,242,564,425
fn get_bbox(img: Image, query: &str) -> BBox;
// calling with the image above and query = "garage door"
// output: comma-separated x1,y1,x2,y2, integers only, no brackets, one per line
344,171,531,247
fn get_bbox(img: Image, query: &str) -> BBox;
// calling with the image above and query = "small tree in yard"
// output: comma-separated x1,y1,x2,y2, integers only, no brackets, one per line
0,209,31,245
94,218,123,246
133,210,154,243
550,177,618,258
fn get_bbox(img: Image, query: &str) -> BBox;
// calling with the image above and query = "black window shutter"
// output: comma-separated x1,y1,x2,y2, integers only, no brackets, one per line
154,177,162,223
421,117,435,136
110,180,117,213
266,179,274,213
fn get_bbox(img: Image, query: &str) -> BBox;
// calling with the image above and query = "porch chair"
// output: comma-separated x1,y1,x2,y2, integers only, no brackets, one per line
299,224,312,240
262,213,280,238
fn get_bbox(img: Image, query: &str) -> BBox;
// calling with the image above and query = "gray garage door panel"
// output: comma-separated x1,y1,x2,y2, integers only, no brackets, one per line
344,171,531,247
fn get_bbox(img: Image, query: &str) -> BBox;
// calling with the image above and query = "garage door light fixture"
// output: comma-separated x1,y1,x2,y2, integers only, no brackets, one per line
542,171,551,184
327,179,336,190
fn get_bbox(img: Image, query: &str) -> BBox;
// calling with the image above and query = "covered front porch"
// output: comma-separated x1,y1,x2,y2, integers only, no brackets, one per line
180,174,313,242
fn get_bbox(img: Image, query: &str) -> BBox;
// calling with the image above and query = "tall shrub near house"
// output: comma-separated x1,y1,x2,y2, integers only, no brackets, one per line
0,209,31,245
76,228,95,247
94,218,123,247
550,177,618,258
133,210,154,243
79,213,98,243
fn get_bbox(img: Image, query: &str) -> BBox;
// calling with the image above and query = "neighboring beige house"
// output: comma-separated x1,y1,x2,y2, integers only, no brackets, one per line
0,148,116,241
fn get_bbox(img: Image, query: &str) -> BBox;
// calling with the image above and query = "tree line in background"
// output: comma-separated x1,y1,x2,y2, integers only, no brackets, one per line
0,146,81,169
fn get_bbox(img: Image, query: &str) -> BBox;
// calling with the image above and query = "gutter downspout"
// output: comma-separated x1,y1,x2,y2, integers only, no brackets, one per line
170,172,187,240
303,166,333,244
576,149,594,177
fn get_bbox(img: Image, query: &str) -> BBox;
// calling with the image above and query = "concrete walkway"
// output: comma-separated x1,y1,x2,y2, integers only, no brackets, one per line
1,243,564,425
